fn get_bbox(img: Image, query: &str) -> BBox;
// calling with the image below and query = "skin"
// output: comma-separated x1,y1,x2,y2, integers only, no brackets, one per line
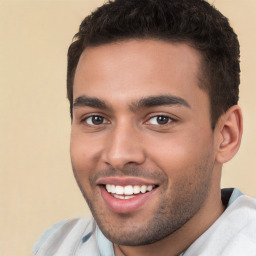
70,40,242,256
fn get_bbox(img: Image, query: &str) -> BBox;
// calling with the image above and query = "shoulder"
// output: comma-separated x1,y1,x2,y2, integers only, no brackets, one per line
32,219,68,254
219,195,256,254
229,193,256,215
218,194,256,245
220,194,256,250
183,193,256,255
32,217,96,255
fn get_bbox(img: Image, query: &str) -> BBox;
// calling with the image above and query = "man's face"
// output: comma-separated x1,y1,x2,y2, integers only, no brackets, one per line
71,40,218,245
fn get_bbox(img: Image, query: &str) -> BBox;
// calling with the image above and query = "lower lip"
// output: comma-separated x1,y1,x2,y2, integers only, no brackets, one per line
100,186,156,214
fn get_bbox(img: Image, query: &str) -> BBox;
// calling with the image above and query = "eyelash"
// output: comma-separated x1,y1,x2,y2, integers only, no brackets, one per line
145,115,175,126
81,114,176,127
81,115,109,126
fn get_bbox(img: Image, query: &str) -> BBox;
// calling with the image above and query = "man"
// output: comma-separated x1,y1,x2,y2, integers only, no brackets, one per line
33,0,256,255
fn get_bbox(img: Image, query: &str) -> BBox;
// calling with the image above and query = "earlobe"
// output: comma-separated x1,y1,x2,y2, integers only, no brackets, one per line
215,105,243,163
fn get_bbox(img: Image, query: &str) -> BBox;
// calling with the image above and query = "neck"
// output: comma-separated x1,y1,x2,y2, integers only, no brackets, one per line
114,189,225,256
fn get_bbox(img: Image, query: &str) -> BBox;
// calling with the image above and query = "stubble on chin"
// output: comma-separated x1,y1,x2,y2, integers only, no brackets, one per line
72,157,214,246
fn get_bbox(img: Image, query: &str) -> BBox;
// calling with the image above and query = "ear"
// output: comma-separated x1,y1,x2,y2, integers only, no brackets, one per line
215,105,243,164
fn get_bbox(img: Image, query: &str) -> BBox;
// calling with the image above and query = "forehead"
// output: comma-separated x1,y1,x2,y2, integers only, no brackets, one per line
73,39,208,110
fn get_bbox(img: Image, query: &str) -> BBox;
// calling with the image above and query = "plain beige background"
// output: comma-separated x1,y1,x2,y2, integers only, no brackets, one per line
0,0,255,255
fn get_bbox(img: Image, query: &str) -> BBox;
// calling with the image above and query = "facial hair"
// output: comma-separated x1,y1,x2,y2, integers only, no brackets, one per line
72,154,214,246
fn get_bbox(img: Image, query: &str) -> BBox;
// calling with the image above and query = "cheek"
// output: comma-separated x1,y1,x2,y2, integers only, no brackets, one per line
145,131,213,178
70,131,102,180
147,134,191,160
71,125,105,153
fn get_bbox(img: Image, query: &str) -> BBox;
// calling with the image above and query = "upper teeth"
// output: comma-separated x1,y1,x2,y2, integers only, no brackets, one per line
105,184,154,195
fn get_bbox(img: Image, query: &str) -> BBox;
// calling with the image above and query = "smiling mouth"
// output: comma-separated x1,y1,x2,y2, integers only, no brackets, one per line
104,184,158,199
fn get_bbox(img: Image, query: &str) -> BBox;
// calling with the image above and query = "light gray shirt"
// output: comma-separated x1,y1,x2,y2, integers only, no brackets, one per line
33,188,256,256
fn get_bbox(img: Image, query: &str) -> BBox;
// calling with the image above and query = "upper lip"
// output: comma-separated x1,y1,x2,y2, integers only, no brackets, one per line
96,177,159,186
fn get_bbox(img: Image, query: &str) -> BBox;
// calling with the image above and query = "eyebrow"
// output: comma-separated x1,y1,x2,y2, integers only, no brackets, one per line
73,95,110,110
129,95,191,112
73,94,190,111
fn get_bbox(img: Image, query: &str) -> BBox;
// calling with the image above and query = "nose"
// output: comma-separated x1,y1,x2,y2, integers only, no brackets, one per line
103,122,146,170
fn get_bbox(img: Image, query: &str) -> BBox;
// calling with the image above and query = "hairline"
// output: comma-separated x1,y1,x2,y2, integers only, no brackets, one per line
70,37,215,128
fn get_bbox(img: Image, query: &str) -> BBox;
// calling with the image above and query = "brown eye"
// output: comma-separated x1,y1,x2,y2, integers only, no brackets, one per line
156,116,170,125
148,115,172,125
85,115,107,125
